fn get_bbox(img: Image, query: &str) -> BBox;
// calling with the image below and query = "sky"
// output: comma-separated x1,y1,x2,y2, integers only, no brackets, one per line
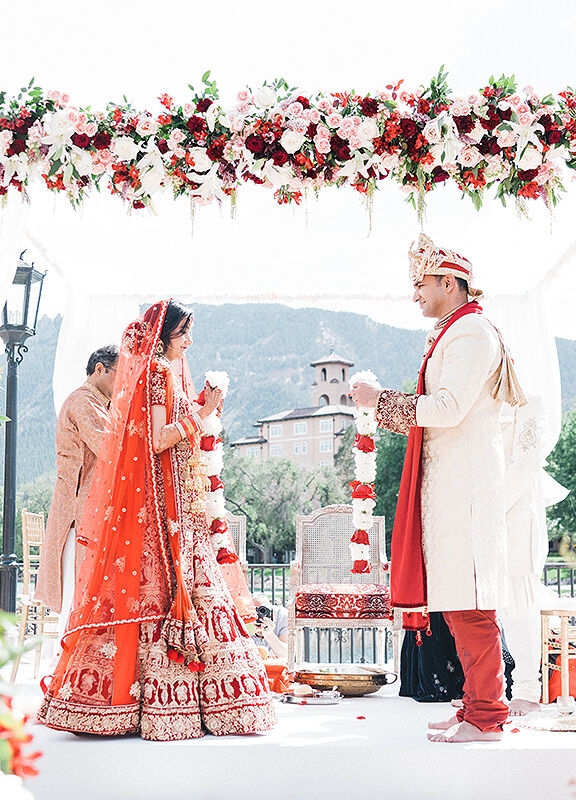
2,0,576,335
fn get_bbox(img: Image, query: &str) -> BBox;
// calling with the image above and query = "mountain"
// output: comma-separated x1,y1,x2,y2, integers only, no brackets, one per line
2,304,576,487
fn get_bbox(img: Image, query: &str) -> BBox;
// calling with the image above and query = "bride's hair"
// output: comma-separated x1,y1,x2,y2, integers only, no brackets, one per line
159,300,193,351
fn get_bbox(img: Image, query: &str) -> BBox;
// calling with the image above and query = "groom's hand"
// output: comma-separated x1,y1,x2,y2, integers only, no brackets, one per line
350,382,380,408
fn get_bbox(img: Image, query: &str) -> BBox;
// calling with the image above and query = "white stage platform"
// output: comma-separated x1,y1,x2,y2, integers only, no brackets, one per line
7,668,576,800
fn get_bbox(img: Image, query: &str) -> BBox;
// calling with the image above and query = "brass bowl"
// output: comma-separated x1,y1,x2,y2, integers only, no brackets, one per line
294,669,397,697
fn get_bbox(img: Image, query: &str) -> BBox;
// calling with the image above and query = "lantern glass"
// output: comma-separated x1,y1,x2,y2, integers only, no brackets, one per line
4,280,26,327
27,277,42,331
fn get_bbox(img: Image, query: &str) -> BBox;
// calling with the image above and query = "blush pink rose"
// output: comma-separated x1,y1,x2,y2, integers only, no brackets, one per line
316,124,330,139
314,136,331,154
61,94,70,105
348,134,362,148
510,95,521,107
496,129,518,147
169,128,185,144
74,121,86,135
98,148,113,164
85,122,98,137
306,109,320,124
458,145,482,167
318,99,332,113
237,90,249,102
287,101,304,118
48,90,60,102
236,102,251,115
67,108,79,124
327,113,343,127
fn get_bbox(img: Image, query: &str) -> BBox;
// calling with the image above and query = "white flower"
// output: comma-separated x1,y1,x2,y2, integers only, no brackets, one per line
349,542,371,561
202,413,222,437
205,370,230,396
203,448,224,475
280,129,305,154
356,118,379,142
422,120,441,144
206,490,226,518
72,149,94,176
254,86,277,108
211,531,227,549
516,144,542,170
138,152,165,195
457,145,482,168
352,497,376,515
353,510,374,531
113,135,139,162
188,147,212,172
356,415,377,436
43,110,74,139
355,452,377,483
136,115,158,137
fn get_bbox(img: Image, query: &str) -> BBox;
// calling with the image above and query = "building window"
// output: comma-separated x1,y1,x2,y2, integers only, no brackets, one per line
320,440,333,453
270,444,283,456
246,447,258,458
294,421,307,435
320,419,334,433
320,460,332,468
269,424,283,438
340,394,349,406
293,442,308,455
342,368,345,381
321,368,327,382
319,394,329,406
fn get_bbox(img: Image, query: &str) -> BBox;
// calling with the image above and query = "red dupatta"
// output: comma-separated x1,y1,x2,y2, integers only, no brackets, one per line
391,301,483,629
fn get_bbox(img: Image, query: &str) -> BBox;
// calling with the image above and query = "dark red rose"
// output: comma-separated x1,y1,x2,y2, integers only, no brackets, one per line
245,133,265,155
93,131,112,150
432,166,449,182
272,147,289,166
244,171,266,184
187,115,206,135
207,140,225,160
71,132,91,149
157,139,169,154
15,118,33,134
539,114,552,131
480,109,500,130
548,129,562,144
360,97,379,117
132,200,145,209
453,114,475,134
498,107,512,122
307,122,318,138
399,118,417,139
7,138,27,156
296,95,311,109
418,98,430,115
517,168,538,181
489,139,501,155
196,98,213,112
335,145,350,160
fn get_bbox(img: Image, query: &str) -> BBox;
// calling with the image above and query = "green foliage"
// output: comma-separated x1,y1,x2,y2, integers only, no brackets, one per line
222,449,347,559
374,430,408,554
546,403,576,540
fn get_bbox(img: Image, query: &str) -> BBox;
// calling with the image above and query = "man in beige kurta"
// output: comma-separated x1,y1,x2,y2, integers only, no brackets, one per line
352,234,525,743
36,345,118,628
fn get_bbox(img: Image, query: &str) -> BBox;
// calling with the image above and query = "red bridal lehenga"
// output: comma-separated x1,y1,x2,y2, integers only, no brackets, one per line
38,301,276,740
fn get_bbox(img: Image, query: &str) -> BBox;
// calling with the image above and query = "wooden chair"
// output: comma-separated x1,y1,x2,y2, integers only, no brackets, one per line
10,510,59,683
287,504,399,674
541,600,576,711
227,512,248,582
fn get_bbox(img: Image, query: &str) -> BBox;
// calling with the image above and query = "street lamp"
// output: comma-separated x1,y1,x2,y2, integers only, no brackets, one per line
0,252,45,612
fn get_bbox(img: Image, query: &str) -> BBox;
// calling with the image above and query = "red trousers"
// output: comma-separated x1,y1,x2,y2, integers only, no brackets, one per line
443,610,508,732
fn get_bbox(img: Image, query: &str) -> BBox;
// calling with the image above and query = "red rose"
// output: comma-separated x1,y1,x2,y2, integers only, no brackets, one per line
498,107,512,122
132,200,145,209
209,475,225,492
539,114,552,131
360,97,379,117
399,118,417,139
200,435,217,451
517,168,538,181
157,139,169,154
307,122,318,138
350,482,377,500
210,518,228,534
93,131,112,150
7,138,27,156
354,434,375,452
272,147,289,166
71,132,91,149
548,129,562,144
336,145,351,160
296,95,311,109
453,115,474,135
351,560,371,574
207,140,225,160
418,98,430,115
196,98,213,113
480,109,500,131
216,548,239,565
245,134,265,154
432,166,449,182
351,529,370,545
187,115,206,135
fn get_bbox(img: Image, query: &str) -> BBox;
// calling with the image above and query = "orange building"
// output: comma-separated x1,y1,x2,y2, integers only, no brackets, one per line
230,353,355,468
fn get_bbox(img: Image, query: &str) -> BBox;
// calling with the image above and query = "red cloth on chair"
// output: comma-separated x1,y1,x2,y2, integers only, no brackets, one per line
444,609,508,732
295,583,392,619
547,654,576,703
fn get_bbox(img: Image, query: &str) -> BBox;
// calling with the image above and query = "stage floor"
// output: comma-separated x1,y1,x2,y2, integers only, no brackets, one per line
7,665,576,800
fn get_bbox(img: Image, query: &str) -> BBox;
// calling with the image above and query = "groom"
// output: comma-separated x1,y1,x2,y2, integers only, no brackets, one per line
352,234,525,743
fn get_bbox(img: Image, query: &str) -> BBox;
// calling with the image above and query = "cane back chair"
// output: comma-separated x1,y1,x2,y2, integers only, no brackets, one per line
288,505,399,673
226,512,248,582
10,510,59,683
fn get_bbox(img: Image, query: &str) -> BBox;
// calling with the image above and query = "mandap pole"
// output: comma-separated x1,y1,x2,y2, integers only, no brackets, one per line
0,342,22,612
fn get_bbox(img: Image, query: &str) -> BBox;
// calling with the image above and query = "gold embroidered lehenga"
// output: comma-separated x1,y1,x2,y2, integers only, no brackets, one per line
38,301,276,740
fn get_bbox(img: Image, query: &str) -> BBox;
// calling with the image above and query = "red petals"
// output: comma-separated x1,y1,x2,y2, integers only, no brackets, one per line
351,529,370,545
210,518,228,534
216,548,239,565
196,389,206,405
200,435,219,451
209,475,225,492
354,434,375,453
187,660,206,672
351,560,371,574
357,715,366,719
349,481,377,500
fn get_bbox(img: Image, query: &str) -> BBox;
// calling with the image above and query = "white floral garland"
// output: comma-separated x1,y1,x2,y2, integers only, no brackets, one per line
199,370,236,561
348,370,381,574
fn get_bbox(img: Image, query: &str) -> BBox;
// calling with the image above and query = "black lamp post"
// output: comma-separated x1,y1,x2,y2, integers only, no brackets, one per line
0,252,45,612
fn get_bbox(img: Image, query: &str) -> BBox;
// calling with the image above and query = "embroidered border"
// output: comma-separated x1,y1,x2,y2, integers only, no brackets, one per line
375,389,418,435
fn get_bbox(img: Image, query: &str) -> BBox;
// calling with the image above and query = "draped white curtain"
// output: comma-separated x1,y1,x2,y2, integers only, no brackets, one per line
0,197,30,312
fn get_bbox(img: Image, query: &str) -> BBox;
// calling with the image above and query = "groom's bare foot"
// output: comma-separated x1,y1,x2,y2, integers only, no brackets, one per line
428,715,458,729
509,699,539,716
451,699,463,708
427,720,503,743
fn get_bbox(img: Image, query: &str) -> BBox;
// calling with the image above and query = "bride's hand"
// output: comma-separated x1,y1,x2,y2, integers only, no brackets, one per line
199,384,223,417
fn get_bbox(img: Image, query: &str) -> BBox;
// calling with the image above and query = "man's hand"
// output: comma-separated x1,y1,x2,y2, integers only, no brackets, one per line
350,382,380,408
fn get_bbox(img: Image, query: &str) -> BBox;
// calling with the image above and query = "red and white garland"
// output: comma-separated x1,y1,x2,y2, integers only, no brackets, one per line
348,370,381,574
198,370,239,565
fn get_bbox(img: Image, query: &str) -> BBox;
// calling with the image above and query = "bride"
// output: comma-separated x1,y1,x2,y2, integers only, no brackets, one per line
38,300,276,740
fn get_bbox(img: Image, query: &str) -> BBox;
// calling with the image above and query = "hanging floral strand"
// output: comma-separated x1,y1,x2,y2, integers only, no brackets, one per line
197,370,239,564
348,370,381,574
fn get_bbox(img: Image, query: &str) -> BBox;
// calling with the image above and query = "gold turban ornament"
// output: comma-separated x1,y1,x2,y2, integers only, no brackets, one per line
408,233,483,299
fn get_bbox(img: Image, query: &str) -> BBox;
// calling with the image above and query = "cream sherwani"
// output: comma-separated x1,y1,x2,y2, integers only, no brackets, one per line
36,383,109,613
414,314,508,612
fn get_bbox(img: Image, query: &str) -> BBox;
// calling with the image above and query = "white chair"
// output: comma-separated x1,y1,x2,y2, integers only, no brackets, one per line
226,512,248,582
288,504,399,673
10,510,59,683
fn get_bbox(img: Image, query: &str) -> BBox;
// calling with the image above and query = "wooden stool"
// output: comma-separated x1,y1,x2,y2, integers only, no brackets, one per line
541,603,576,712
